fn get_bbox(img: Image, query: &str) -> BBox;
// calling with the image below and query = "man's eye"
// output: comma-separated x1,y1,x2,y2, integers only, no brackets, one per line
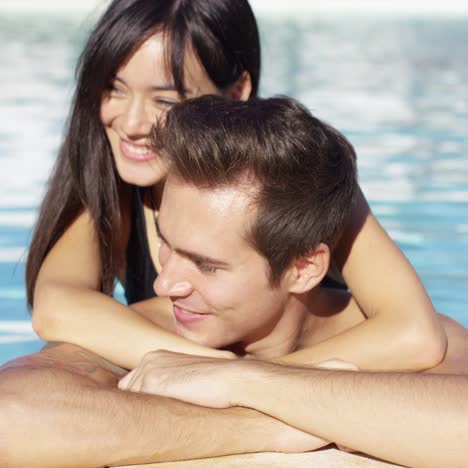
194,260,217,274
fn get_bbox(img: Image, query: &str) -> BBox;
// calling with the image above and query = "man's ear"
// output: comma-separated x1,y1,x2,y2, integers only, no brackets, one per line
226,71,252,101
285,243,330,294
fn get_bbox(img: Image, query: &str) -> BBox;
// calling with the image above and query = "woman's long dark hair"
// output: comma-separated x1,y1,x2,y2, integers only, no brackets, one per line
26,0,260,307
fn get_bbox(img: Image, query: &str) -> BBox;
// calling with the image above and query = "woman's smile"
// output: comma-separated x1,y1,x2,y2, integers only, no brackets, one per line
120,139,158,162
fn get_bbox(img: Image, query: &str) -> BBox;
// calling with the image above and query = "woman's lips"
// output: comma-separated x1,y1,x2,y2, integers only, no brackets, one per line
173,304,210,326
120,140,158,161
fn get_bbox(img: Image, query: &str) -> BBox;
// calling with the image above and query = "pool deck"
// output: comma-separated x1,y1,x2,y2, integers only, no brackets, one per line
119,448,402,467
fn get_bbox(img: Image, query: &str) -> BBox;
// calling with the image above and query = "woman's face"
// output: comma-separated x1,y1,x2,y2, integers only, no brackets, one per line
100,33,222,187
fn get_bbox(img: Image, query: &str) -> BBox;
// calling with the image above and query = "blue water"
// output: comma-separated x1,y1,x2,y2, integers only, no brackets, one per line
1,12,467,364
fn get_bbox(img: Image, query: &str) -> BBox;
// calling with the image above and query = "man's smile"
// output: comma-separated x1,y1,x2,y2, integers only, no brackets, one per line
173,304,211,326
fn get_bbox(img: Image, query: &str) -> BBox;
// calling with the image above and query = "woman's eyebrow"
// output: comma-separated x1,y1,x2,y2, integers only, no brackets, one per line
149,84,192,93
114,76,191,94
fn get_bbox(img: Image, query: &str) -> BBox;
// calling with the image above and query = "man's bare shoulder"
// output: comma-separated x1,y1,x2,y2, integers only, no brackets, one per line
0,342,127,386
300,288,364,346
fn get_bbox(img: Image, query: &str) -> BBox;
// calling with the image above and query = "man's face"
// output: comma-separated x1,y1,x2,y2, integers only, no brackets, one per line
154,175,290,349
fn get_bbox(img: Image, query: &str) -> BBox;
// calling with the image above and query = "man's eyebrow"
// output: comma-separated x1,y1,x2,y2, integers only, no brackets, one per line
114,76,191,94
155,219,230,268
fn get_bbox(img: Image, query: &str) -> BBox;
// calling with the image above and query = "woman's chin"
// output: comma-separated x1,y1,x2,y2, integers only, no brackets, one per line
117,163,167,187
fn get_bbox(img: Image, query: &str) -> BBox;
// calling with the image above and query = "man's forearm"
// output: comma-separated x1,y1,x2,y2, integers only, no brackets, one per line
0,347,321,467
235,363,468,468
1,368,267,467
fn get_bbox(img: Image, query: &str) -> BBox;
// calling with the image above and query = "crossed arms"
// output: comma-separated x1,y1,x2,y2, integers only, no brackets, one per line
121,351,468,468
2,314,467,467
0,343,324,468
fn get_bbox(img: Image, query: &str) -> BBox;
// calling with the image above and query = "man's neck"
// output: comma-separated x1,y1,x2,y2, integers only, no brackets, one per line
300,288,363,348
240,294,312,360
238,287,359,360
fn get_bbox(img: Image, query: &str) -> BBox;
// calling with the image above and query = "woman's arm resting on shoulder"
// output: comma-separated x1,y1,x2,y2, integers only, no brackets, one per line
277,307,441,370
32,210,234,371
284,187,446,370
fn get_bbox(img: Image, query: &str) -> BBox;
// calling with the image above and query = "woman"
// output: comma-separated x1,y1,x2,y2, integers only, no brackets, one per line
27,0,446,370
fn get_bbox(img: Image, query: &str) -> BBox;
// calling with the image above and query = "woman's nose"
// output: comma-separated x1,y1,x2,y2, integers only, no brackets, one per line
121,97,153,137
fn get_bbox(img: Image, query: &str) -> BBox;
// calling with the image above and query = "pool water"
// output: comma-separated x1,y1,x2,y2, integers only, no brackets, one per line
1,11,467,364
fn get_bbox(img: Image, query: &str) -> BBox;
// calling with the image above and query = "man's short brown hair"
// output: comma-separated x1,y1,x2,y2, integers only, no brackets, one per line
153,95,358,284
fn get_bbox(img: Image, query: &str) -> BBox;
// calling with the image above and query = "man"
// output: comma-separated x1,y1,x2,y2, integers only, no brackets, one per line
119,95,468,467
144,95,363,362
1,96,467,467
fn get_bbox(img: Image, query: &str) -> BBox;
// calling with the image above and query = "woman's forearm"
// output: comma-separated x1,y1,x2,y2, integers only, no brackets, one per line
332,187,446,369
32,282,233,369
276,315,441,370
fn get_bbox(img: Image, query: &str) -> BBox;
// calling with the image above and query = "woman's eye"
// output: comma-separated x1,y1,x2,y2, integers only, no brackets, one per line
153,98,177,108
108,83,124,95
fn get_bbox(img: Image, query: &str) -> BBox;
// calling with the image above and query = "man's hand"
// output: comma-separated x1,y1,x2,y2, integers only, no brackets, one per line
118,350,239,408
118,350,360,408
118,350,332,452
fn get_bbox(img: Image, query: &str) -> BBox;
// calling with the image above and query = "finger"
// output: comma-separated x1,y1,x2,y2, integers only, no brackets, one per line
118,368,139,391
118,369,134,389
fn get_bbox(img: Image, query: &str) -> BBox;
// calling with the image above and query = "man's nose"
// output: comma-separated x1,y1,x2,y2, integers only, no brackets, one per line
153,255,193,298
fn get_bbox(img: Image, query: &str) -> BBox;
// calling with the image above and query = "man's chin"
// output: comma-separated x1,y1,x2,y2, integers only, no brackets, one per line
173,321,230,351
174,321,209,345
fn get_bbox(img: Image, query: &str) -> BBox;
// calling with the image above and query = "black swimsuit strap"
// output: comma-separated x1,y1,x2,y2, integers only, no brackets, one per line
124,187,158,304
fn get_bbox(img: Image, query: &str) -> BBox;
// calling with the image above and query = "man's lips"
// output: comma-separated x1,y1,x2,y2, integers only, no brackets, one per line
173,304,210,325
120,139,158,161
